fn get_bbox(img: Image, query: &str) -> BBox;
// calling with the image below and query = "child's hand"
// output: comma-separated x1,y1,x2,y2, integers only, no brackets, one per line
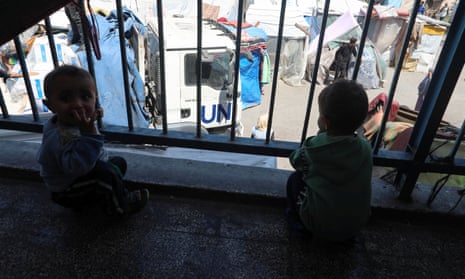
73,108,102,135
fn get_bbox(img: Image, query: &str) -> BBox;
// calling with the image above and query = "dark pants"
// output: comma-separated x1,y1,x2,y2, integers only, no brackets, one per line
286,171,307,229
334,64,349,80
414,94,425,111
51,156,128,215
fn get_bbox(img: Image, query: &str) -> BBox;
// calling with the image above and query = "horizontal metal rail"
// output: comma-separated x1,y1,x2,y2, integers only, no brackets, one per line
0,0,465,202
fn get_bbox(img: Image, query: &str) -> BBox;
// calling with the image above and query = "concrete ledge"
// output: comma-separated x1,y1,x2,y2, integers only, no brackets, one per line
1,140,465,221
0,140,289,205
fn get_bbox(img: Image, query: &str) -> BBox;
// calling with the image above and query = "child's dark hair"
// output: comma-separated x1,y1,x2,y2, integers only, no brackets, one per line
43,64,94,99
318,80,368,135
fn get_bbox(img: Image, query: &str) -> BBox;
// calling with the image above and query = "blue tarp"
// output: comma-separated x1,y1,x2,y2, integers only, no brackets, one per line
240,48,262,109
77,8,150,128
220,24,268,109
384,0,402,9
304,15,319,42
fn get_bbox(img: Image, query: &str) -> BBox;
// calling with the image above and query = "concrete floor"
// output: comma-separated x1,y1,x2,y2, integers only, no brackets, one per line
2,176,465,279
1,140,465,278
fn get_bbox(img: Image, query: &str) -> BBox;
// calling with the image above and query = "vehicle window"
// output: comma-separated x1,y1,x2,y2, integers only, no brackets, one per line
185,52,230,90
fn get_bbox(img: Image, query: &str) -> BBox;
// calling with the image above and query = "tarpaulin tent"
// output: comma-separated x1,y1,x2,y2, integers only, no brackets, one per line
6,34,80,114
410,17,448,73
366,5,449,73
246,0,310,86
306,11,387,89
75,8,150,127
5,7,150,128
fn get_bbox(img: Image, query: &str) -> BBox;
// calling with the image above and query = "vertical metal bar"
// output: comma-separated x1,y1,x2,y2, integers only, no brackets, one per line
446,119,465,159
230,0,244,141
266,0,287,144
300,0,330,144
78,0,101,128
196,0,203,138
351,0,375,81
156,0,168,134
263,0,286,144
399,0,465,200
79,0,96,78
44,17,59,68
373,0,420,154
14,36,39,121
0,86,9,118
115,0,134,130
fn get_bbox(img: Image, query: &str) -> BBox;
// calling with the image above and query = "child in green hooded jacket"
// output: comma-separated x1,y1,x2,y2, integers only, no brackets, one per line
286,79,372,242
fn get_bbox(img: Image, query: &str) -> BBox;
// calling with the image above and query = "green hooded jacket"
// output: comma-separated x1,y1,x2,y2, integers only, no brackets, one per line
289,132,372,241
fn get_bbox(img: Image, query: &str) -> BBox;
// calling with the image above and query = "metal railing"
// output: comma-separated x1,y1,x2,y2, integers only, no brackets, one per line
1,0,465,202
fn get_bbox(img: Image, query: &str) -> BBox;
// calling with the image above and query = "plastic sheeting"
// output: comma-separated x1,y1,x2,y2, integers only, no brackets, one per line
240,49,262,109
220,23,269,109
306,43,386,89
6,34,80,114
5,8,150,127
76,8,150,128
153,0,239,21
247,2,310,87
306,10,387,89
278,37,308,86
410,24,447,73
309,11,359,53
348,45,386,89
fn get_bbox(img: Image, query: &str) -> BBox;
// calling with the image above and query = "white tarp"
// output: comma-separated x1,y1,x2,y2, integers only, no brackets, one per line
6,34,80,114
246,2,310,38
152,0,239,21
6,8,150,128
306,10,387,89
410,23,447,73
246,1,310,86
318,0,368,16
76,9,149,128
309,11,359,53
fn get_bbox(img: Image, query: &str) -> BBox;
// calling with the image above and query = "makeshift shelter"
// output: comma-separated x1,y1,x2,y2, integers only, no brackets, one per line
6,8,150,128
152,0,240,21
366,6,404,55
6,34,80,114
366,6,449,73
246,0,310,86
75,8,150,128
306,10,387,89
410,16,449,73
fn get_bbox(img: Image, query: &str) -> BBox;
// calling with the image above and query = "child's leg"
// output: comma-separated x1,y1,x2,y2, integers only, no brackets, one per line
76,158,148,215
286,171,308,232
108,156,127,178
52,159,128,215
51,183,102,209
286,171,305,215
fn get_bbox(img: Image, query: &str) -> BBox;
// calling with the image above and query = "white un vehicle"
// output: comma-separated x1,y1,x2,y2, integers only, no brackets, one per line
141,17,243,135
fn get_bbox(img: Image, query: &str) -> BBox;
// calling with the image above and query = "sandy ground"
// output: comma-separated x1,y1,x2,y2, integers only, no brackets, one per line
241,66,465,170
